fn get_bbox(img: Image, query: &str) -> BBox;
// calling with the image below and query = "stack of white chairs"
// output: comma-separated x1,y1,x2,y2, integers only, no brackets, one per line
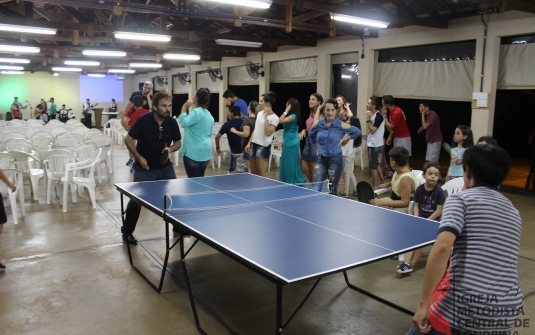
90,135,113,183
83,129,102,141
10,150,45,201
5,138,34,153
268,129,284,172
1,168,25,224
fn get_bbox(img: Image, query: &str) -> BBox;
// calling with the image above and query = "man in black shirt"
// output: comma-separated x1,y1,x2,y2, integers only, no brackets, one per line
119,81,153,120
122,92,182,244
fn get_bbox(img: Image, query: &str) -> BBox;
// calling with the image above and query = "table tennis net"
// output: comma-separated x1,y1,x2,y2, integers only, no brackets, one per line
164,181,328,216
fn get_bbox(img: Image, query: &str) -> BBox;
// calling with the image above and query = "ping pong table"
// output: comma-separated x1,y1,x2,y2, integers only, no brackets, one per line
116,174,440,335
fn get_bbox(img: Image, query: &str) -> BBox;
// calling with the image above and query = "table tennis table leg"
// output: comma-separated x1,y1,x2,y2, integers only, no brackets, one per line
275,278,321,334
180,230,208,335
343,271,413,315
120,193,176,293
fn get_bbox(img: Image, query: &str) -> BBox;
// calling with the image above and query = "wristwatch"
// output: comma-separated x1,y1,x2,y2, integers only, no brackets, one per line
366,120,371,123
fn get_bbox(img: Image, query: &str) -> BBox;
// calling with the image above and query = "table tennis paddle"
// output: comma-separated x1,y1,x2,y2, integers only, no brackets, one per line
160,147,169,165
356,181,376,204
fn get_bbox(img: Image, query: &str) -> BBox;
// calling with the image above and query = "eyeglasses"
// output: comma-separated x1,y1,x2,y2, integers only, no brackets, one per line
159,126,163,139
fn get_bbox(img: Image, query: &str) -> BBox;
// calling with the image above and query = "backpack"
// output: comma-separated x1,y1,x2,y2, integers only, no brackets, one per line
6,112,13,120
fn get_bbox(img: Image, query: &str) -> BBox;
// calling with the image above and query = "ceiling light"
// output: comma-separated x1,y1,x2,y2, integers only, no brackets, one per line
53,73,59,76
83,50,127,57
1,71,24,75
114,32,171,42
0,65,24,70
0,23,56,35
330,13,389,28
0,44,40,53
215,39,262,48
52,67,82,72
87,74,106,77
163,53,201,61
65,60,100,66
108,69,136,74
129,63,162,68
0,58,30,64
203,0,271,9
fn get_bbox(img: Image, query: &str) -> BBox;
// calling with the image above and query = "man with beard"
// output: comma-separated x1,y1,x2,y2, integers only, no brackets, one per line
121,92,182,245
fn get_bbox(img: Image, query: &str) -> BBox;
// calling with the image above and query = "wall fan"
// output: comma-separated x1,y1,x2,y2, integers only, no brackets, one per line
176,72,191,85
155,75,168,87
245,61,264,79
207,67,223,82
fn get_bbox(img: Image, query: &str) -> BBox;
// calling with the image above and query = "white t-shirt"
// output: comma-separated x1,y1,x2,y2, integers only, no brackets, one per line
83,102,93,115
252,111,280,147
366,110,385,148
341,138,354,156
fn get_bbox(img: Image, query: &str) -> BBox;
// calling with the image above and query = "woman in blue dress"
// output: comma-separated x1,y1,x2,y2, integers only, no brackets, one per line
279,98,306,184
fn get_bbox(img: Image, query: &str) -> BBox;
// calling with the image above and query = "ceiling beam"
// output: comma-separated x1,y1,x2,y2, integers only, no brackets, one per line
292,10,326,23
397,0,406,28
358,0,391,12
94,9,113,25
409,0,445,21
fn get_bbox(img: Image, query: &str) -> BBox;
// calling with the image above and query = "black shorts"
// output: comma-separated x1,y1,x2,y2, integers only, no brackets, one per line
0,192,7,224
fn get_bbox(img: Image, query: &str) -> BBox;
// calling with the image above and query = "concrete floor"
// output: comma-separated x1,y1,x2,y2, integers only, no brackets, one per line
1,143,533,335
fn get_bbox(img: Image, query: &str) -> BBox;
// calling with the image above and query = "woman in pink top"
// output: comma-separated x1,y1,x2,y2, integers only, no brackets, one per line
298,93,324,182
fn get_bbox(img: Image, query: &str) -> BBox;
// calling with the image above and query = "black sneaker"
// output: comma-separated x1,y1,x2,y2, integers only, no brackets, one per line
123,235,137,245
0,262,5,270
126,159,133,166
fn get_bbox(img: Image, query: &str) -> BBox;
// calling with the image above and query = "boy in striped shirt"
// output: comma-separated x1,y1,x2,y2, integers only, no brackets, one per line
409,144,524,335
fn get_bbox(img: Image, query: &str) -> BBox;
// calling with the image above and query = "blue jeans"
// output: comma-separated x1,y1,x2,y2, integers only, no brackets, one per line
123,163,176,236
313,153,343,195
229,154,236,173
183,155,210,178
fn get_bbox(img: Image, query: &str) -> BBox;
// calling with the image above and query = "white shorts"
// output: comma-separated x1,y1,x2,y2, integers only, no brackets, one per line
426,142,442,162
393,137,412,156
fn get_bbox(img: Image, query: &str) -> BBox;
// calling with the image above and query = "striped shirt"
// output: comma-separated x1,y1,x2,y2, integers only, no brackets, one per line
433,185,524,333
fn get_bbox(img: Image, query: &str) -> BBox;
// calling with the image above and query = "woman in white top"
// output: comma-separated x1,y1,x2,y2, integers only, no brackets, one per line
246,91,280,177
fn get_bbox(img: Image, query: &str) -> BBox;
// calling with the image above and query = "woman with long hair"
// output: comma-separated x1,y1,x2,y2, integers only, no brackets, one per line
335,95,353,123
246,91,280,177
310,98,361,195
179,87,215,178
299,93,324,182
279,98,306,184
231,100,259,173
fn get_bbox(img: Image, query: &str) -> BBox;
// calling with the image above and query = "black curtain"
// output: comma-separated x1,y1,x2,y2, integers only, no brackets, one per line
228,85,260,108
332,63,358,113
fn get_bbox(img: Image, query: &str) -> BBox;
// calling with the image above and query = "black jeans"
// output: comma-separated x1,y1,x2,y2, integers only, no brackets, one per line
183,155,210,178
123,163,177,236
84,113,92,128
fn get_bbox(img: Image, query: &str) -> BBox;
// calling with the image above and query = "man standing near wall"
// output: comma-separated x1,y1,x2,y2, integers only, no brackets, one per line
48,98,57,120
365,96,386,189
382,95,412,155
418,100,443,162
82,98,93,128
223,89,248,118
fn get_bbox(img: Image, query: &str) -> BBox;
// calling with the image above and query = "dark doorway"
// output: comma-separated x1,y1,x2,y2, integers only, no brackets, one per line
228,85,259,107
208,93,220,122
332,63,358,115
172,94,188,117
270,82,317,130
494,90,535,189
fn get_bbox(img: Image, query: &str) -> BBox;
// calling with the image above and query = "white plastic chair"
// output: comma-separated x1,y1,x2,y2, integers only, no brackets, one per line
268,129,284,172
0,153,17,195
90,135,113,183
411,169,425,185
442,177,464,196
61,148,101,212
83,129,103,141
55,136,81,146
5,138,35,153
31,131,54,139
43,150,76,204
10,151,45,201
58,132,84,143
1,168,25,224
50,127,68,138
3,132,27,141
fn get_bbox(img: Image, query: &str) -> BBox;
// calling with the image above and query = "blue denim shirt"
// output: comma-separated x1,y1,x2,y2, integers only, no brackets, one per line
310,118,361,156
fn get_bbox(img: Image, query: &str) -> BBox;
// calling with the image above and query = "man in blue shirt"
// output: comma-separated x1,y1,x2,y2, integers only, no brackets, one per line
216,106,244,173
223,90,248,118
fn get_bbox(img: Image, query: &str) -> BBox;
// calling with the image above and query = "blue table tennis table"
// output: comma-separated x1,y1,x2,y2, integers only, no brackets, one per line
116,174,440,335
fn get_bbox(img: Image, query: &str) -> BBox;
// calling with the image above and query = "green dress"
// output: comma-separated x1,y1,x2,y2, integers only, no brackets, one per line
279,114,306,184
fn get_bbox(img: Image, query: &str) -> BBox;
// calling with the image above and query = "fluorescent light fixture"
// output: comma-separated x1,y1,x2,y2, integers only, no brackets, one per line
53,73,59,76
1,71,24,74
52,67,82,72
0,23,56,35
330,13,389,28
114,32,171,42
0,65,23,70
129,63,162,68
65,60,100,66
204,0,271,9
0,58,30,64
215,39,262,48
108,69,136,74
87,73,106,77
83,50,127,57
163,53,201,61
0,44,40,53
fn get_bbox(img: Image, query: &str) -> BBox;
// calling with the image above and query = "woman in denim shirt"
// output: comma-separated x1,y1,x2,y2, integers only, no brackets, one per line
310,98,361,195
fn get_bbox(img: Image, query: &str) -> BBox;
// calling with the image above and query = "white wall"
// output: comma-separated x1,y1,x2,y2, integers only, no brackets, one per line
0,72,133,120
